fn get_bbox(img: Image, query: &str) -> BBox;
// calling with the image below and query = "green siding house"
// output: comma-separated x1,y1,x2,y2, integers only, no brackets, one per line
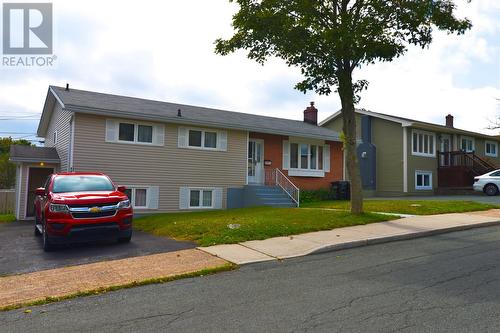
321,109,499,196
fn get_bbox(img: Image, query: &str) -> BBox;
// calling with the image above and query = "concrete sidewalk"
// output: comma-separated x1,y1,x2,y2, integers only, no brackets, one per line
0,249,229,309
200,210,500,265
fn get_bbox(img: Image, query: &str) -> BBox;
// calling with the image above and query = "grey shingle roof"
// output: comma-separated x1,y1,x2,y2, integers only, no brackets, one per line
9,145,60,163
49,86,340,141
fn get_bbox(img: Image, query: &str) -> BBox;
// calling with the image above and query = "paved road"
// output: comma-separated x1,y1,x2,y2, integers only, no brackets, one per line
0,221,195,275
3,226,500,332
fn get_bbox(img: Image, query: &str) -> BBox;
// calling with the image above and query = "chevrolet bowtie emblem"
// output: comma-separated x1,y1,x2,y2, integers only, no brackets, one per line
89,207,101,213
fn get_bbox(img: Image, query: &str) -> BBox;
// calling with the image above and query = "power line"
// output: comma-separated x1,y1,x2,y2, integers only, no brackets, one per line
0,118,39,121
0,132,37,135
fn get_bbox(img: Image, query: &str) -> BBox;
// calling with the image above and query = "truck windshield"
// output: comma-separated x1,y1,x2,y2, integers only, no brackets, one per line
52,175,114,193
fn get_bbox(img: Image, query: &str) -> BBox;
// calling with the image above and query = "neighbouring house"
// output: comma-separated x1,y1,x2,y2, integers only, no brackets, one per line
10,85,343,220
321,109,499,197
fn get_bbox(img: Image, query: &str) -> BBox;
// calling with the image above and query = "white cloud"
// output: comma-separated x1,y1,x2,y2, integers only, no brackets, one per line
0,0,499,138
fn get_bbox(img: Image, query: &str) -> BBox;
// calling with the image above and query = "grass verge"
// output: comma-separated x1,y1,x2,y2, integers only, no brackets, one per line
134,207,396,247
0,263,236,312
302,200,498,215
0,214,15,223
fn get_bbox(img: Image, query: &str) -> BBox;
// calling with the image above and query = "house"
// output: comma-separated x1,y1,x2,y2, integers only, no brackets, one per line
321,109,499,196
10,85,343,220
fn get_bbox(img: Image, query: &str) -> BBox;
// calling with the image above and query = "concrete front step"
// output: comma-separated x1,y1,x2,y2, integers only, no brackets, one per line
244,185,296,208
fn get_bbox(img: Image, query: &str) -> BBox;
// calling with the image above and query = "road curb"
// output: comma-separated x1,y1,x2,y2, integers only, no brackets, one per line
310,219,500,256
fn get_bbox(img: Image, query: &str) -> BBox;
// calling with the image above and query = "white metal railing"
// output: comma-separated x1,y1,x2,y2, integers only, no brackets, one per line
265,168,300,207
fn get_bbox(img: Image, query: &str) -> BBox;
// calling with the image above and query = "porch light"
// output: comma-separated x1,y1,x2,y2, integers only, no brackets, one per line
40,162,45,166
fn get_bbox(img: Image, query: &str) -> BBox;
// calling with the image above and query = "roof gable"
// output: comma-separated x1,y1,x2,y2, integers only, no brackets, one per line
40,86,341,141
320,108,499,140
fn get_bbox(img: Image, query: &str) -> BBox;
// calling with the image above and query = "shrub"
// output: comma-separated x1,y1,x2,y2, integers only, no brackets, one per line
300,189,333,203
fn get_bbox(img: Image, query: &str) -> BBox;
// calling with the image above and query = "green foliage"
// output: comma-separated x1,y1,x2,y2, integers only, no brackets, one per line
0,214,15,223
134,206,394,246
300,189,334,203
215,0,471,98
0,137,32,189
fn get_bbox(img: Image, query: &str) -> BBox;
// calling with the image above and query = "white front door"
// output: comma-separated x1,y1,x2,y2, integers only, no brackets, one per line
248,139,264,184
441,134,451,166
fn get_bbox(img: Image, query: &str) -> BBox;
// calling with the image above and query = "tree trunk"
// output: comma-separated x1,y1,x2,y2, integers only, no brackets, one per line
337,69,363,214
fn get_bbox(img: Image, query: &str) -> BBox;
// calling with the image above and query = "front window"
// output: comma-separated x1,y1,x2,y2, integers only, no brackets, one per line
119,123,135,141
290,143,324,170
486,141,498,157
290,143,299,168
138,125,153,143
204,131,217,148
461,137,474,152
188,129,218,149
189,130,202,147
415,171,432,190
412,130,435,157
300,144,308,169
118,122,153,144
52,175,114,193
189,189,213,208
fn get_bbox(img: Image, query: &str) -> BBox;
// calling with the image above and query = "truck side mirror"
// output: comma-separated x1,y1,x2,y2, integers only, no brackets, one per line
35,188,46,196
117,185,127,193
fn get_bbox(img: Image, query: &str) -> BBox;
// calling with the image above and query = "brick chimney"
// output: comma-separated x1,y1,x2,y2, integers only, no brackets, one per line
445,114,454,128
304,102,318,125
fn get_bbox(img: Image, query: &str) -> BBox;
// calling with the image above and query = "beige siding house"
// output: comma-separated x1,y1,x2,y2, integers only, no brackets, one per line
322,109,499,196
10,86,343,220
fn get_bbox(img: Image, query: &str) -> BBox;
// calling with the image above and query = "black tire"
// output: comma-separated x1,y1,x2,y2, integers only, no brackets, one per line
42,223,54,252
484,184,498,196
118,235,132,243
34,215,42,236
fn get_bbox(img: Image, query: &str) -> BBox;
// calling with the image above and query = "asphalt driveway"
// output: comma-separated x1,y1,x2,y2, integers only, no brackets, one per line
0,221,195,275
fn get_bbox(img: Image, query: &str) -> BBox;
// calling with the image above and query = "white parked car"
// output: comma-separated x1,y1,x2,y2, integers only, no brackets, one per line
473,170,500,196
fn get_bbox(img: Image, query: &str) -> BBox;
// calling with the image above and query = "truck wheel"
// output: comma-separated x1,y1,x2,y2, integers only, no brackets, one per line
484,184,498,196
118,235,132,243
42,224,54,252
34,215,42,236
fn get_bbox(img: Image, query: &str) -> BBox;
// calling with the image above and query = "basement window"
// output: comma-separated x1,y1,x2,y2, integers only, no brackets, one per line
415,171,432,190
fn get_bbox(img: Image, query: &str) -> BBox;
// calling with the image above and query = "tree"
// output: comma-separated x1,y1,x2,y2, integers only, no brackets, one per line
0,137,32,189
215,0,471,214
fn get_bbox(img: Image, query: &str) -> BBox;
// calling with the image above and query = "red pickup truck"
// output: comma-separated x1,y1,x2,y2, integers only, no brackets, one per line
34,172,133,251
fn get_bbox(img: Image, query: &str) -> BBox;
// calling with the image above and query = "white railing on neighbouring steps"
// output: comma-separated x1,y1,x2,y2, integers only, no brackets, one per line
265,168,300,207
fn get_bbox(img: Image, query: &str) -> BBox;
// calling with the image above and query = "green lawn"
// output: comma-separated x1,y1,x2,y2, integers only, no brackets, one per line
0,214,15,223
134,207,396,247
302,200,498,215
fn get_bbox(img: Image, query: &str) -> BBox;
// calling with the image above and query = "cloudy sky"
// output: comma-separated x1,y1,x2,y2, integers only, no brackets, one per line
1,0,500,143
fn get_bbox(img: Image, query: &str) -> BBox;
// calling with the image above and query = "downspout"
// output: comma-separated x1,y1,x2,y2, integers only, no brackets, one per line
16,164,22,220
245,131,249,185
69,114,75,171
403,127,408,193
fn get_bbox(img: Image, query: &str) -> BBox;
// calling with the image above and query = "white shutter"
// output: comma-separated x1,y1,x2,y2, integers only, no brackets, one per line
153,125,165,146
105,119,118,142
147,186,159,209
282,140,290,170
217,131,228,151
213,188,223,209
323,144,330,172
178,127,188,148
179,187,189,209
